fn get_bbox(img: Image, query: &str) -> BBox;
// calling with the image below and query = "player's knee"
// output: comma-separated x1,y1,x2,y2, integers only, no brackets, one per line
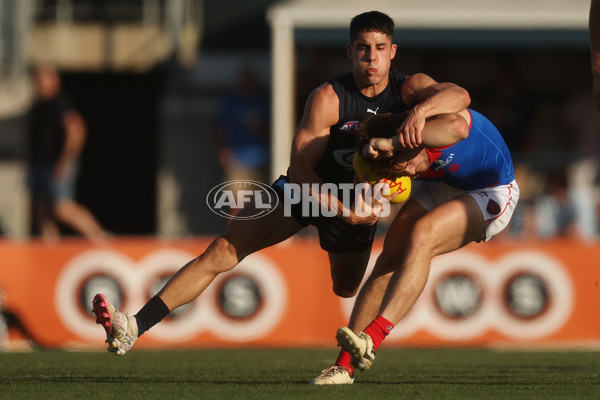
332,283,359,298
409,218,435,253
205,236,239,272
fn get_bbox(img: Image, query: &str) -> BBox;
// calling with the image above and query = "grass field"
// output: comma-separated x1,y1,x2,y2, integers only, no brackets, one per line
0,347,598,399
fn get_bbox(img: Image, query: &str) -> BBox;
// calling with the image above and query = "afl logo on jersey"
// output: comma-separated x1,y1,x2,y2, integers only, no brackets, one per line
339,121,361,133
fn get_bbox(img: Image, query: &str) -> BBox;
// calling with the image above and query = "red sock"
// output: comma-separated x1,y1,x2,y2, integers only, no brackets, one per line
363,315,394,351
335,350,354,377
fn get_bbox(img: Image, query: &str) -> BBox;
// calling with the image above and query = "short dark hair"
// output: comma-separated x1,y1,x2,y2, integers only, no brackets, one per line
350,11,394,42
356,112,421,172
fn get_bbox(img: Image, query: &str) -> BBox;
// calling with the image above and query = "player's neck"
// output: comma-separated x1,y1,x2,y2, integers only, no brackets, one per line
355,77,389,98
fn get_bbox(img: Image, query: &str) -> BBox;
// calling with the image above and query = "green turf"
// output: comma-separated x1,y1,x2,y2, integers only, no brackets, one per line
0,348,598,399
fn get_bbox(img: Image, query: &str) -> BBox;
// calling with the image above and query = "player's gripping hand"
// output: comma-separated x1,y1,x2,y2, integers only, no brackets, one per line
362,138,395,160
362,108,425,160
337,178,383,226
397,108,425,149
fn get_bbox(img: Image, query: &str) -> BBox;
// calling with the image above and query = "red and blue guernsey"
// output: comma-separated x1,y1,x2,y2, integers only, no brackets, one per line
420,109,514,190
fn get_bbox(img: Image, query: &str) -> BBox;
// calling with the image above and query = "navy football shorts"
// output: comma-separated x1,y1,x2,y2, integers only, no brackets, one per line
272,175,377,253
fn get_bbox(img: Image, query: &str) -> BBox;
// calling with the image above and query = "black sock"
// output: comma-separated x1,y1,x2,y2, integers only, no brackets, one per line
134,296,170,336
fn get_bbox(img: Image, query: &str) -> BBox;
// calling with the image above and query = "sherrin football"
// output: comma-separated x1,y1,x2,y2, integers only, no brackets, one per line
353,152,411,204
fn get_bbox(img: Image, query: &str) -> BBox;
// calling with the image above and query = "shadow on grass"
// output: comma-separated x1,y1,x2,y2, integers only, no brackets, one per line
0,376,316,385
3,374,599,387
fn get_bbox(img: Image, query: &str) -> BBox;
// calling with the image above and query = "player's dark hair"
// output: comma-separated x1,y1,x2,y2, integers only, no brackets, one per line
350,11,394,42
356,112,421,172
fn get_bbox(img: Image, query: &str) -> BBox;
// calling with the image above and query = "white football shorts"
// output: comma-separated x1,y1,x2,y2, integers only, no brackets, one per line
411,179,519,242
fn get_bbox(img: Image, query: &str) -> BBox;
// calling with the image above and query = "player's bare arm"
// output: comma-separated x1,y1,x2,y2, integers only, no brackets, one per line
289,83,380,225
288,84,348,219
395,110,470,149
289,82,337,187
399,73,470,148
363,110,470,160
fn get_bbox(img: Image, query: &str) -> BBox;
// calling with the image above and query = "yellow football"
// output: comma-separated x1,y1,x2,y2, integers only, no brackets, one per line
353,152,411,204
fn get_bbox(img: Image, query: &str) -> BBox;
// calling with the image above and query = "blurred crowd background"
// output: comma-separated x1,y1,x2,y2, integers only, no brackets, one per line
0,0,597,242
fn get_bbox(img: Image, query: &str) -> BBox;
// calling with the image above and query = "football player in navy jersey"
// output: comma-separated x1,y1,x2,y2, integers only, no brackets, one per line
91,11,470,382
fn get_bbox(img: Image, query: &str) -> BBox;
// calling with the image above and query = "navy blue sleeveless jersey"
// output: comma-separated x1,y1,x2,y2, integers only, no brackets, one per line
314,70,408,184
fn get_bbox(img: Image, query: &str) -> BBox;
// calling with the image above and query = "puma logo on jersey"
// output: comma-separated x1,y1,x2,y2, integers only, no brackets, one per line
366,107,379,115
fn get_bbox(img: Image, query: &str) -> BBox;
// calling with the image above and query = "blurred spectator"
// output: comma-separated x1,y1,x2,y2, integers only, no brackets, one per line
561,91,600,241
567,158,599,241
213,68,270,184
534,169,577,239
26,66,108,243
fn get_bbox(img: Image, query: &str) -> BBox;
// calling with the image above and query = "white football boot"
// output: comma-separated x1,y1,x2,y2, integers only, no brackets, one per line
336,327,375,371
92,293,138,356
309,366,354,385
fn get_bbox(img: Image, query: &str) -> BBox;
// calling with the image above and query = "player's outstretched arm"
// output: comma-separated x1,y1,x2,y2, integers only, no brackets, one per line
412,110,470,148
363,110,470,160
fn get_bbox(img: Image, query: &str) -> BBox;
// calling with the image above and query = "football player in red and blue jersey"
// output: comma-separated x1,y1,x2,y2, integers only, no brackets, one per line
334,108,519,375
